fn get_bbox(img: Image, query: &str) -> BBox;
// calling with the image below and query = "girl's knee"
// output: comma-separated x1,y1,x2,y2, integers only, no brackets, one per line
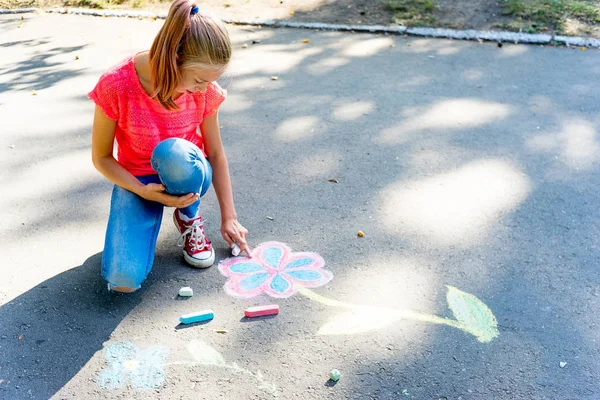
104,272,144,292
152,139,202,179
151,139,211,191
110,285,139,293
152,138,177,162
152,138,200,165
102,256,150,292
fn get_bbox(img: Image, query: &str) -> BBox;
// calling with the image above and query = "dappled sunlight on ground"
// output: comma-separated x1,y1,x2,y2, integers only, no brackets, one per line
227,29,398,80
461,68,484,81
290,150,340,180
307,56,350,75
227,27,276,46
331,100,375,121
377,98,513,144
1,148,97,205
398,38,466,55
526,119,600,171
226,76,277,91
275,115,321,142
528,95,556,115
498,44,529,58
399,75,432,87
341,37,395,57
378,159,531,247
227,44,324,76
220,92,254,112
436,46,462,55
407,146,468,172
324,255,437,310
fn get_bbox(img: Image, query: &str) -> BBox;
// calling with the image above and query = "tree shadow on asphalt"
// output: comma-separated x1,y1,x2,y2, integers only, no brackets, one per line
0,44,86,92
0,246,216,399
0,38,51,48
0,16,22,27
0,253,139,399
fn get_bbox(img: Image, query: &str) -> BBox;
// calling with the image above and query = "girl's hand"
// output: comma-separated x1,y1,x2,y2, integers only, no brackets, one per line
139,183,199,208
221,218,251,257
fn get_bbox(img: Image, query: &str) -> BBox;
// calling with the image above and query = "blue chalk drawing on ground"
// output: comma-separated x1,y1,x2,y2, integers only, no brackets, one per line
98,341,169,390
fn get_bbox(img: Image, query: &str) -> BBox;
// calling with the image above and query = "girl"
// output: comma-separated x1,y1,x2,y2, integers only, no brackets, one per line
89,0,250,293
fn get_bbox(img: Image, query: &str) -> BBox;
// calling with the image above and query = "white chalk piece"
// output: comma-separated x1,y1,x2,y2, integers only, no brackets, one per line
329,369,341,381
179,287,193,297
231,243,241,256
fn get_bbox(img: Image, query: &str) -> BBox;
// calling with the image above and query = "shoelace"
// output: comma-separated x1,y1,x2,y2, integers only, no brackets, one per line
177,218,207,251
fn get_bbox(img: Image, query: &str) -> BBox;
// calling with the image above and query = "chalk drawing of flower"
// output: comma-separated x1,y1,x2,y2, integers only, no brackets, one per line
218,241,333,299
98,342,168,390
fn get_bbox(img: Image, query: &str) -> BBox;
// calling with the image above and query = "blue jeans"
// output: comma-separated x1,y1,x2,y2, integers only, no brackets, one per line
102,138,212,289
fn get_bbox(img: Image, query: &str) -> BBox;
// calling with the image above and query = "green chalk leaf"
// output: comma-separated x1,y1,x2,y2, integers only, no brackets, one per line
187,340,226,366
446,286,499,343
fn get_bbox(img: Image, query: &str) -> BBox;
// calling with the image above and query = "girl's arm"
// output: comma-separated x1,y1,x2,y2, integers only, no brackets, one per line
201,111,251,256
92,105,198,208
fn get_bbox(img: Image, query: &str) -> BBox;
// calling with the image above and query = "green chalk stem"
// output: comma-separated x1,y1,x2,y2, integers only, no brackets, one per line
296,285,498,343
296,286,460,327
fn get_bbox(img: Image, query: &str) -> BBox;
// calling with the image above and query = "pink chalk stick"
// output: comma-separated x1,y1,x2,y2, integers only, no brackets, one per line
244,305,280,318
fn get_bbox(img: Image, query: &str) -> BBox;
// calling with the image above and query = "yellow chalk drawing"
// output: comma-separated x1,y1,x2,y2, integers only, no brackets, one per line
297,285,498,343
184,340,279,397
123,359,140,370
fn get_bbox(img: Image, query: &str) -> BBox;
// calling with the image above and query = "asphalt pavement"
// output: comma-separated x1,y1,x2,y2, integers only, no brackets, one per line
1,12,599,400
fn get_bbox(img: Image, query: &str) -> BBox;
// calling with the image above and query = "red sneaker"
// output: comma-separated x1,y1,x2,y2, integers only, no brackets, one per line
173,210,215,268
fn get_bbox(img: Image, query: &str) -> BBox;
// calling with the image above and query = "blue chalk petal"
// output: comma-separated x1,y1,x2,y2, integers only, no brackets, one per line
270,273,290,294
285,269,324,282
130,364,166,389
262,246,284,268
131,347,169,389
98,367,126,389
137,346,169,365
240,273,269,290
104,342,138,365
283,257,314,269
229,262,265,274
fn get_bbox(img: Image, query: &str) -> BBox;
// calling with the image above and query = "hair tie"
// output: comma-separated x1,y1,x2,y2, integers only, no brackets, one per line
190,5,199,15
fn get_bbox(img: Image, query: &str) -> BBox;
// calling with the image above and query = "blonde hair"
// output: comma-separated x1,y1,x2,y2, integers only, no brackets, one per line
149,0,231,110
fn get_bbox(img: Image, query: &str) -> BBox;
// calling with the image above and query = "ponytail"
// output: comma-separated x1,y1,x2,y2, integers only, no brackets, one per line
149,0,232,110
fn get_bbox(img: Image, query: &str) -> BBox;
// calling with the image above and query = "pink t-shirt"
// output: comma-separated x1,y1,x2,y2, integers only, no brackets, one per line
88,55,226,176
